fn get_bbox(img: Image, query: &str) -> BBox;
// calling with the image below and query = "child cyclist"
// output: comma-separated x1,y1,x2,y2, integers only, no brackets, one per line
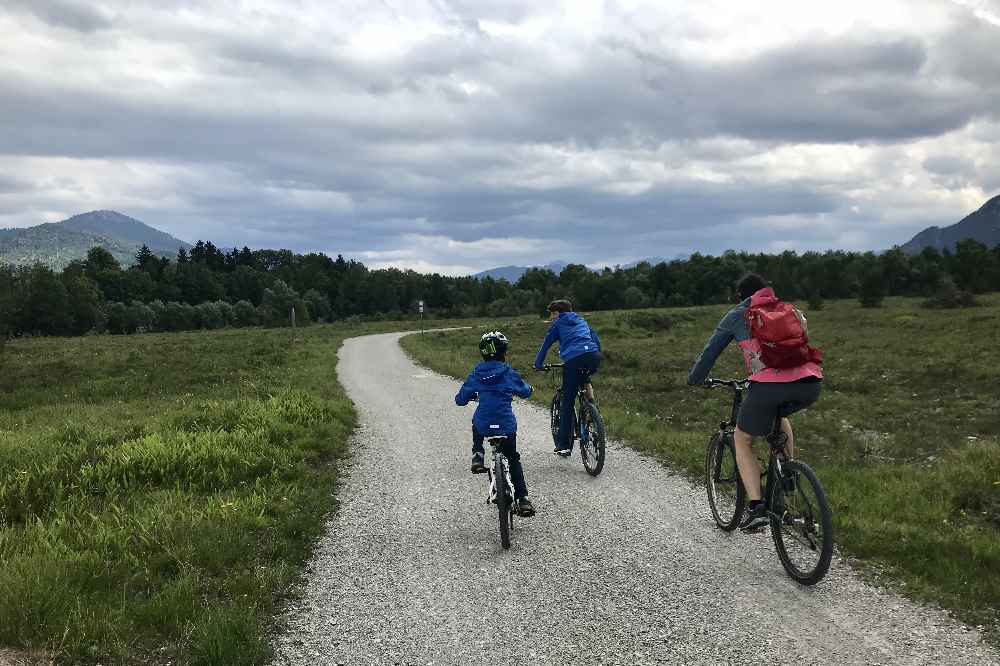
455,331,536,517
533,299,602,456
687,273,822,531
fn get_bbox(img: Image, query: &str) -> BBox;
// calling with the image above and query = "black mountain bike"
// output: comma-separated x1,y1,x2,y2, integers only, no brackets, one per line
484,437,516,549
703,378,834,585
537,363,606,476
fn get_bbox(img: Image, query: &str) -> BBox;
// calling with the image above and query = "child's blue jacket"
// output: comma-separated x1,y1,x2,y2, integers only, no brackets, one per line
534,311,601,368
455,360,533,436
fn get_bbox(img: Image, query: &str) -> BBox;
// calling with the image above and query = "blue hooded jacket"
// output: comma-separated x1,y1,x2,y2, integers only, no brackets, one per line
455,360,533,436
534,312,601,368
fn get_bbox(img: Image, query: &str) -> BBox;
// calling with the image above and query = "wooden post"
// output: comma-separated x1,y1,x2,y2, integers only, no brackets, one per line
290,306,296,342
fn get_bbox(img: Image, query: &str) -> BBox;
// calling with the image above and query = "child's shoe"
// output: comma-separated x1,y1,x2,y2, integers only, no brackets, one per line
470,452,487,474
516,497,536,517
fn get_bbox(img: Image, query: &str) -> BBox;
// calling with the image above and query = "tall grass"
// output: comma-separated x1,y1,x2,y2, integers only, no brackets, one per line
401,296,1000,639
0,322,416,664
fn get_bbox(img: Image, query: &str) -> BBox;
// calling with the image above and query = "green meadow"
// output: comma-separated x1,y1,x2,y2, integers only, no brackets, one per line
0,321,422,664
401,295,1000,639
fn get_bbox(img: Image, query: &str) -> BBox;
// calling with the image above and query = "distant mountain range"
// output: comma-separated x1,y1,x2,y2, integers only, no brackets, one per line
472,256,682,282
900,194,1000,254
0,210,192,269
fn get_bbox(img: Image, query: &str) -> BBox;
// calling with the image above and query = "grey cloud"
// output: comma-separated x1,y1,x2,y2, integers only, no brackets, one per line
5,0,112,32
1,3,998,270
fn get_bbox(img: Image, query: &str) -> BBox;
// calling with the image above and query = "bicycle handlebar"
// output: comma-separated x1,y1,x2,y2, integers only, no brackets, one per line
535,363,565,372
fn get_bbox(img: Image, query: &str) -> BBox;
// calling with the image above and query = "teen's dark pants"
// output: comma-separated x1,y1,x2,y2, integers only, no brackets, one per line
558,351,602,450
472,428,527,499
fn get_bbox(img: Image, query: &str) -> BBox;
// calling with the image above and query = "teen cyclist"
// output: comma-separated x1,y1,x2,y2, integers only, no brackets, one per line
687,274,822,531
533,299,602,456
455,331,536,517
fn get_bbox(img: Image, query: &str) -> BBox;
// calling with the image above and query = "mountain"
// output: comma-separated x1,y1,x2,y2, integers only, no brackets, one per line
900,195,1000,254
0,210,191,269
474,261,571,282
473,256,686,282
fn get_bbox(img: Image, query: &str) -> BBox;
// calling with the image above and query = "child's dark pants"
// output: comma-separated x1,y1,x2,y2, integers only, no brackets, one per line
559,351,602,450
472,428,528,499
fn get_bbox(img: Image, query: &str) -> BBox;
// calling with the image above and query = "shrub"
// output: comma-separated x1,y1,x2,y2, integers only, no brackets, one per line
922,279,979,309
233,300,258,327
626,312,675,332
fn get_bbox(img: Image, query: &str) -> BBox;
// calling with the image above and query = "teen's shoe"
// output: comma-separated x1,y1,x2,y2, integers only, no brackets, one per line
470,452,487,474
515,498,536,517
553,447,572,457
739,501,769,532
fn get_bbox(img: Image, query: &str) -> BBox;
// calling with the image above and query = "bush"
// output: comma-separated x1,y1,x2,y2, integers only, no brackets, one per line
858,274,886,308
196,302,225,329
104,301,128,334
126,301,155,333
233,300,258,327
260,280,309,327
303,289,331,323
922,279,979,309
626,312,676,331
623,285,649,309
807,292,824,310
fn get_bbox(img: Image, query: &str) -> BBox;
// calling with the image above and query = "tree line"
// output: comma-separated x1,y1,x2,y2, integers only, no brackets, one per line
1,238,998,338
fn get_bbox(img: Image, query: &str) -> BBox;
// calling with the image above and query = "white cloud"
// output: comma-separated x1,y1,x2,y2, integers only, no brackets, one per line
0,0,998,272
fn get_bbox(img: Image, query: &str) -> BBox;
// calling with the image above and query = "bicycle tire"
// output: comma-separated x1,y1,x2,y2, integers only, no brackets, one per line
494,456,512,550
550,391,562,447
705,431,745,531
770,460,833,585
579,400,606,476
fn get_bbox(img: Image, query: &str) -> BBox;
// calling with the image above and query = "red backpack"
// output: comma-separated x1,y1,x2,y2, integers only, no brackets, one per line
745,288,823,369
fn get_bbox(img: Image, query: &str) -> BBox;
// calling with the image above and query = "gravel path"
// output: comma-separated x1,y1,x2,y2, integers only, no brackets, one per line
272,331,999,665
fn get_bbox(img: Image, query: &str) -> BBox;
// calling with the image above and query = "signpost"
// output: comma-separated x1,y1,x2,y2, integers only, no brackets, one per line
418,300,424,334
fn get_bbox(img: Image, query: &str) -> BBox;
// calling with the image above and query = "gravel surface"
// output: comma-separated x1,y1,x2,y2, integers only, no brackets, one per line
272,331,999,665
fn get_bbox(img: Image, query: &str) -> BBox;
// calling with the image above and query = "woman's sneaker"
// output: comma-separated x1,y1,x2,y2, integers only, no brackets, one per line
553,447,572,457
516,498,536,517
739,501,769,532
470,452,487,474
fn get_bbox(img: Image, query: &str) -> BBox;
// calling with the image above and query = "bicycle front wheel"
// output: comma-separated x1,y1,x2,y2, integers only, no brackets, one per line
705,432,744,531
494,457,512,550
549,391,562,447
770,460,834,585
579,400,606,476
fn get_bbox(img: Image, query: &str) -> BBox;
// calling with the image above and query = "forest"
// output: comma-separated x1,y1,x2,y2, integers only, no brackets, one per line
1,238,997,337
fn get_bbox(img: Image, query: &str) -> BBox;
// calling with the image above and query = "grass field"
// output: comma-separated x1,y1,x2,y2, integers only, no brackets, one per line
401,295,1000,639
0,320,424,664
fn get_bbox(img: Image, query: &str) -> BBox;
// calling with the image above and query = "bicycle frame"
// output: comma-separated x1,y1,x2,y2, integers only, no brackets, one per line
543,363,592,437
485,439,515,506
706,379,790,516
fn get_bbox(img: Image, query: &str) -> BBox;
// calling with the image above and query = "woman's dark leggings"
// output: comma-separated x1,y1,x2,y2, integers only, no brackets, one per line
559,351,602,450
472,428,527,499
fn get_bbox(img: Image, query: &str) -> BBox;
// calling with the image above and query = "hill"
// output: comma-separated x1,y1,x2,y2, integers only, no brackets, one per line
472,256,686,282
0,210,191,269
901,194,1000,254
473,261,571,282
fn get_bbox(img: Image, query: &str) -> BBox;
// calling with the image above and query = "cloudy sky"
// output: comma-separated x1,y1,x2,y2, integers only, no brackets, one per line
1,0,999,274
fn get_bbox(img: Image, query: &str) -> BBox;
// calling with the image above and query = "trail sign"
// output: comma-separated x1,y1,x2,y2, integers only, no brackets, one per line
418,300,424,314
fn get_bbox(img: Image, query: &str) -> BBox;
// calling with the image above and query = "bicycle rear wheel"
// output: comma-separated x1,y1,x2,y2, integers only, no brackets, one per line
705,432,745,530
549,391,562,447
494,457,512,550
770,460,833,585
579,400,606,476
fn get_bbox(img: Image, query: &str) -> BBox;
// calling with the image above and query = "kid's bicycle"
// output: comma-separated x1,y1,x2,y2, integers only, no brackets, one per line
703,378,834,585
483,437,516,549
537,363,606,476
